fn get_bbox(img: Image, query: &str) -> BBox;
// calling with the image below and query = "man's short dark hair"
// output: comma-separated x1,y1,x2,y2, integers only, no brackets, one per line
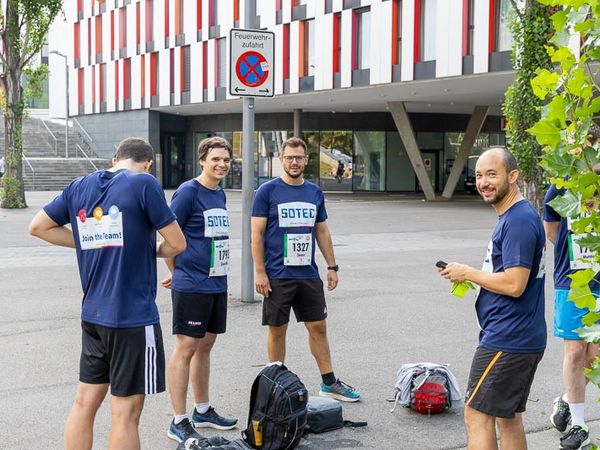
197,136,233,161
281,137,307,154
486,146,518,173
115,138,154,162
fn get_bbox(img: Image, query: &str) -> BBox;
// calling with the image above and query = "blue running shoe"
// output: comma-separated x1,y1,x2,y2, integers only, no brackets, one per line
191,406,238,430
319,379,361,402
167,418,203,443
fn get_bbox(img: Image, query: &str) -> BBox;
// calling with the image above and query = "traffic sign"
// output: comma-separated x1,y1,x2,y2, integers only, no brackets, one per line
230,28,274,97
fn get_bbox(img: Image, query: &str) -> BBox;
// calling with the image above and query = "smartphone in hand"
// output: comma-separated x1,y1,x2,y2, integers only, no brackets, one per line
435,260,448,269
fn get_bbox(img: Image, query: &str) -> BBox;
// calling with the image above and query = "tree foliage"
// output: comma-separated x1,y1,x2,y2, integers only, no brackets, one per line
503,0,553,212
530,0,600,385
0,0,63,208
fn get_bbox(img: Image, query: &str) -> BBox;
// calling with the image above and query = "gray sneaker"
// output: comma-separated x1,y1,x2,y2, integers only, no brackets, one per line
550,396,571,433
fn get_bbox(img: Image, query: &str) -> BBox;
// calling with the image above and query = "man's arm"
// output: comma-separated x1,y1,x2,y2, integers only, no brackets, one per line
156,221,186,258
441,263,531,298
160,256,176,288
251,216,271,297
315,221,338,291
543,220,560,245
29,210,75,248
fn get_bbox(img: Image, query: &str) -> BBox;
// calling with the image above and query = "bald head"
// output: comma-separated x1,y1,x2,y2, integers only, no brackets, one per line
479,147,518,174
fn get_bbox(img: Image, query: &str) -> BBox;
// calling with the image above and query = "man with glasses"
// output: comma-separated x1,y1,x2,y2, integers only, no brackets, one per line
251,137,360,402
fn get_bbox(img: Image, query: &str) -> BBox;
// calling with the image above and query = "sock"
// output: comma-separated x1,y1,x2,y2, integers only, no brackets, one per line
321,372,336,386
195,402,211,414
568,402,586,428
174,414,188,425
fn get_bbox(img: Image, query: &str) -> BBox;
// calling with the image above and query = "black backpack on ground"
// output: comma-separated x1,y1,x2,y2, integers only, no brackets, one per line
176,436,253,450
243,363,308,450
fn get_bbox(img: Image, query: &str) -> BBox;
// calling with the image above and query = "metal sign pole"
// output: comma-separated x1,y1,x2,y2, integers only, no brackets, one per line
241,0,256,302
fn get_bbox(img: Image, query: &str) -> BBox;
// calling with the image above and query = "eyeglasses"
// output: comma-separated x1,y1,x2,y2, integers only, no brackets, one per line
282,156,307,163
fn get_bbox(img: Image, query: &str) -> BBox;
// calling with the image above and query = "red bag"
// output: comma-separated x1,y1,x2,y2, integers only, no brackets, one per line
411,371,450,415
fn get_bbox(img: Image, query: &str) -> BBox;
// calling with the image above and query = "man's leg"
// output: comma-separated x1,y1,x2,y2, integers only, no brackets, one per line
563,339,589,425
267,324,288,363
108,394,145,450
64,382,109,450
168,334,202,415
497,413,527,450
464,405,498,450
304,320,333,374
190,333,217,405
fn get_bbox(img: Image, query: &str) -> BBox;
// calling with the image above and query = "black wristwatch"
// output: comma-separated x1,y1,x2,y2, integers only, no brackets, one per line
327,265,339,272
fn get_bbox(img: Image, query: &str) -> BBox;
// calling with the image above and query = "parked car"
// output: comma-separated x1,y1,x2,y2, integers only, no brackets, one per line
465,175,478,194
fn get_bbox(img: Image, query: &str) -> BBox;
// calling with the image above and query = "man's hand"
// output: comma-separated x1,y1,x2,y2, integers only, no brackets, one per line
440,262,473,283
326,269,338,291
161,273,172,289
255,272,272,298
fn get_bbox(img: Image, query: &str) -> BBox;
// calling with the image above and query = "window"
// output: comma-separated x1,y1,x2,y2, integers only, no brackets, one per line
495,0,513,51
420,0,436,61
333,13,341,73
164,0,170,38
119,7,127,52
182,46,191,93
95,15,102,61
197,0,202,31
392,0,402,65
202,41,208,90
123,58,131,101
283,24,290,80
115,60,119,102
88,18,92,62
464,0,474,56
136,2,141,47
356,8,370,70
150,52,159,97
140,55,145,99
301,19,314,77
216,38,226,87
74,23,80,64
146,0,154,42
110,10,115,56
100,63,106,104
78,68,84,107
175,0,184,36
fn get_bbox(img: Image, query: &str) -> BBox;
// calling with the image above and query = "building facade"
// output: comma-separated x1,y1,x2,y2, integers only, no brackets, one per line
49,0,517,195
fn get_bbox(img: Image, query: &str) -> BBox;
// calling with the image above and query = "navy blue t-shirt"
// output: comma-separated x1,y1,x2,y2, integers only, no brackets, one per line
476,200,547,353
544,184,599,290
171,179,229,294
43,169,176,328
252,177,327,280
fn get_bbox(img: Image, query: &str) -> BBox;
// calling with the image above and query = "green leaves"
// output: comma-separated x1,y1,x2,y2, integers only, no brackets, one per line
577,323,600,343
568,285,596,309
547,190,581,216
528,120,562,147
584,358,600,384
575,234,600,252
531,69,560,99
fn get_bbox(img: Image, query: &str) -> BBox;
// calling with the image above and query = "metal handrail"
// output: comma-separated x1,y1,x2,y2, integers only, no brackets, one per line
40,119,58,155
76,144,98,171
72,118,93,144
22,154,35,190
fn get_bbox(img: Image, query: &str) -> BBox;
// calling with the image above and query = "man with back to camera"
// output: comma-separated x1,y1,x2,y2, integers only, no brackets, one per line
439,147,546,450
545,125,600,450
251,136,360,402
29,137,186,450
161,136,238,443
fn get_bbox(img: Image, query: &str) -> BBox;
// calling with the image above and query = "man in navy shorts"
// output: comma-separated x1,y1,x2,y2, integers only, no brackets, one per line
251,137,360,402
440,147,546,450
29,138,186,450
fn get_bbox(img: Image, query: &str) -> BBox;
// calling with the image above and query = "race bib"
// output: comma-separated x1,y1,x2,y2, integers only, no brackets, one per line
476,239,494,298
278,202,317,228
536,248,546,279
210,239,230,277
204,208,230,238
284,233,312,266
567,216,595,270
76,205,124,250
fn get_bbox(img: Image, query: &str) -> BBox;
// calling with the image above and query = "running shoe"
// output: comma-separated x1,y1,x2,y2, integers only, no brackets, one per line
319,379,361,402
167,418,203,443
551,396,571,432
560,425,590,449
191,406,238,430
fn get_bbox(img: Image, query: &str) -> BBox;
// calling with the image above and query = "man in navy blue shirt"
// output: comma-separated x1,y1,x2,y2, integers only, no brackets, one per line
440,147,546,450
161,137,238,443
29,138,186,450
544,126,600,450
251,137,360,402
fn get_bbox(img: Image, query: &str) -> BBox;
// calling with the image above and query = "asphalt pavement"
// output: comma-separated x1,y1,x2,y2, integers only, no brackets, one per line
1,190,599,449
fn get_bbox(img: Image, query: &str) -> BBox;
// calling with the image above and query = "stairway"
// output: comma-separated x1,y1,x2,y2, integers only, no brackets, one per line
0,113,113,190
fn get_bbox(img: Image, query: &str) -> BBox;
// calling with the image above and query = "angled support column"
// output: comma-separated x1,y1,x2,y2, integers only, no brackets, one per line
293,108,302,137
388,101,436,201
442,105,489,199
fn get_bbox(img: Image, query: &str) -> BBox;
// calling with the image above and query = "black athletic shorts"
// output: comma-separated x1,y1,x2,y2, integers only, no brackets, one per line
465,346,543,418
172,290,227,338
80,321,165,397
262,278,327,326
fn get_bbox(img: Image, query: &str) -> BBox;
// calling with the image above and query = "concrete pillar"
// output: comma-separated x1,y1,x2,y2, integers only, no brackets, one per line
293,108,302,137
442,105,489,199
387,101,436,201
